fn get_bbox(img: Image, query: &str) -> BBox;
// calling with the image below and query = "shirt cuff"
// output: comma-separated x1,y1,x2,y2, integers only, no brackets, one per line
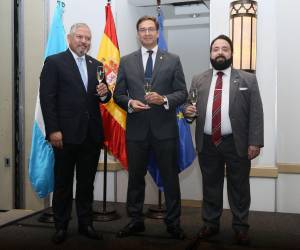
100,94,107,101
128,99,134,113
163,96,169,110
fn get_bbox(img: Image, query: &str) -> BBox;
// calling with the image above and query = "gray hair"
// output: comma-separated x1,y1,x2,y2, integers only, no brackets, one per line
69,23,91,35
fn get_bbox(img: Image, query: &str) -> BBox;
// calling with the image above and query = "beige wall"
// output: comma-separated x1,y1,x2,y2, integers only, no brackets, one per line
0,0,14,210
22,0,47,210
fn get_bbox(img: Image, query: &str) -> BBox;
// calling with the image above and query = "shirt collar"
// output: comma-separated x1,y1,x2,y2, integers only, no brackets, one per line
141,45,158,55
69,48,86,62
213,67,231,77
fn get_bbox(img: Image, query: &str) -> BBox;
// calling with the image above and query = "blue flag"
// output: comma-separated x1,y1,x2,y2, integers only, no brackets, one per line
29,2,67,198
147,9,196,190
157,10,168,51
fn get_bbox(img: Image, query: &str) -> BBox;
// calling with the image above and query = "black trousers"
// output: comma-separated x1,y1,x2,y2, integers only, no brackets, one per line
198,134,251,233
126,133,181,227
52,137,100,230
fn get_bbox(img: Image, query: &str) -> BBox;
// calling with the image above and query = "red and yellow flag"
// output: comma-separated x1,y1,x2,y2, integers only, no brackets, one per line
97,3,127,169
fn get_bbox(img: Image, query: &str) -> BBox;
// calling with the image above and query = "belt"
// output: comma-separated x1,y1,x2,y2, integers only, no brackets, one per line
204,134,233,139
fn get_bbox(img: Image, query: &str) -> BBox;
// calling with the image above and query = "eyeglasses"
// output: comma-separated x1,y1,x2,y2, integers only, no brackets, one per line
138,27,157,34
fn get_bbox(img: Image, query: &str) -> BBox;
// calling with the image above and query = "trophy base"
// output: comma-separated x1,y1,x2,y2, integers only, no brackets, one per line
146,205,166,219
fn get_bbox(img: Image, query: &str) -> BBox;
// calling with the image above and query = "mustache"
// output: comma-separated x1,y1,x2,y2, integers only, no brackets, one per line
215,55,226,61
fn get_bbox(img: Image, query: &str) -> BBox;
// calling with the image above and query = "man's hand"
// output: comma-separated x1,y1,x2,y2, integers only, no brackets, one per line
130,100,150,112
96,83,108,97
49,131,63,149
144,92,165,105
184,105,197,118
248,145,260,160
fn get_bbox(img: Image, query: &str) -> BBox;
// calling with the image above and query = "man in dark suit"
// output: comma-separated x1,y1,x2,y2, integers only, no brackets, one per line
113,16,188,239
40,23,111,244
184,35,264,247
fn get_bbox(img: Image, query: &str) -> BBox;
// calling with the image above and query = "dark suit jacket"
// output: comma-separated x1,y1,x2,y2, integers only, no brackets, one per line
113,48,188,141
40,49,111,145
188,68,264,157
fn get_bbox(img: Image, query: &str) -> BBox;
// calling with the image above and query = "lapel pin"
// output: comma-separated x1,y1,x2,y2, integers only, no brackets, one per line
160,56,163,60
89,60,92,64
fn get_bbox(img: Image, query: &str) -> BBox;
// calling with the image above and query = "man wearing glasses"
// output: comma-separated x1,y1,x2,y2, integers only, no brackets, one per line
114,16,187,239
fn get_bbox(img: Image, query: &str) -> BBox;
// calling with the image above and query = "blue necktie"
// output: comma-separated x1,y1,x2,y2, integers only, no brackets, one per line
145,50,153,80
77,57,87,91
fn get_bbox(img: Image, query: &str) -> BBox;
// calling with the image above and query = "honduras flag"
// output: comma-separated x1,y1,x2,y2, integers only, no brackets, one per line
147,8,196,190
29,2,67,198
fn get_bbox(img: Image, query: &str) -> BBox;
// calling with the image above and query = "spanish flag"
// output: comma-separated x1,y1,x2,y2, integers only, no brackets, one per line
97,2,128,169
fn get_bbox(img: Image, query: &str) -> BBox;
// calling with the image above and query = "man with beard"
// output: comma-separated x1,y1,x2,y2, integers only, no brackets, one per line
40,23,111,244
184,35,263,247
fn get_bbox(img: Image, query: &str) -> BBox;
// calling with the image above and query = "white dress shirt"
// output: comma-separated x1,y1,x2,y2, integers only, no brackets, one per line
70,48,88,85
128,45,169,112
141,45,158,71
70,48,109,100
204,67,233,135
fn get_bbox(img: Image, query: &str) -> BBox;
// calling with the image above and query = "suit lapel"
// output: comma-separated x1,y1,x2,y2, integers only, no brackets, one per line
151,49,164,85
229,68,240,110
86,56,94,93
199,70,212,121
135,50,145,83
66,49,88,93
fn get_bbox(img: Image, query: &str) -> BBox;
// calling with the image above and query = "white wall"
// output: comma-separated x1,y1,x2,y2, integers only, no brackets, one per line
277,174,300,213
49,0,115,57
223,178,276,212
275,0,300,213
276,0,300,163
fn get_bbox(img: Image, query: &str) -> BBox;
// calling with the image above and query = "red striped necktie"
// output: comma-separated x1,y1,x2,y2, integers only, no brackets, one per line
212,71,224,146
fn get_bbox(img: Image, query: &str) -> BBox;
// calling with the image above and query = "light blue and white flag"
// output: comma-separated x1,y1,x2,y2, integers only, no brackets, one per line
29,1,67,198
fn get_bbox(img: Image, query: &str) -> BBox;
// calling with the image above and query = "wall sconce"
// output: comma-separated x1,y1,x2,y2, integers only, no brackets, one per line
230,0,257,73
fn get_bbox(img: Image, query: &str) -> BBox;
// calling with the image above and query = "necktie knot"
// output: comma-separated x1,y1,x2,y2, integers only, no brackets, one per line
77,57,84,63
217,71,224,77
147,50,153,56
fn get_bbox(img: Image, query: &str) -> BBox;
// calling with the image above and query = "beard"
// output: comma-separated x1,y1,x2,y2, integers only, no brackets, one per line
210,56,232,70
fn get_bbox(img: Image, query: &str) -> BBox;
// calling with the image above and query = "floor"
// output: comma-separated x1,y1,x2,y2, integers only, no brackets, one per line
0,202,300,250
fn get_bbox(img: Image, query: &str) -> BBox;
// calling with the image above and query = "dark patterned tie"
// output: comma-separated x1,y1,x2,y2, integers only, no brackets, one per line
145,50,153,79
212,71,224,146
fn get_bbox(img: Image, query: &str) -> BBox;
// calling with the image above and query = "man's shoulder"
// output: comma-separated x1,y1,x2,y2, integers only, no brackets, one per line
193,69,212,81
44,50,69,65
121,50,139,60
46,50,65,59
160,50,179,60
85,54,101,65
232,68,256,80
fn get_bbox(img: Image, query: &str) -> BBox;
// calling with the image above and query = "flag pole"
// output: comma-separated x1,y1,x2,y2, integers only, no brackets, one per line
93,0,120,222
146,0,166,220
94,146,120,221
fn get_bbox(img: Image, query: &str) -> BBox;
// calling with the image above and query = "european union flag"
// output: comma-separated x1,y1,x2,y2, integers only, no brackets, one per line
157,9,168,51
147,8,196,190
